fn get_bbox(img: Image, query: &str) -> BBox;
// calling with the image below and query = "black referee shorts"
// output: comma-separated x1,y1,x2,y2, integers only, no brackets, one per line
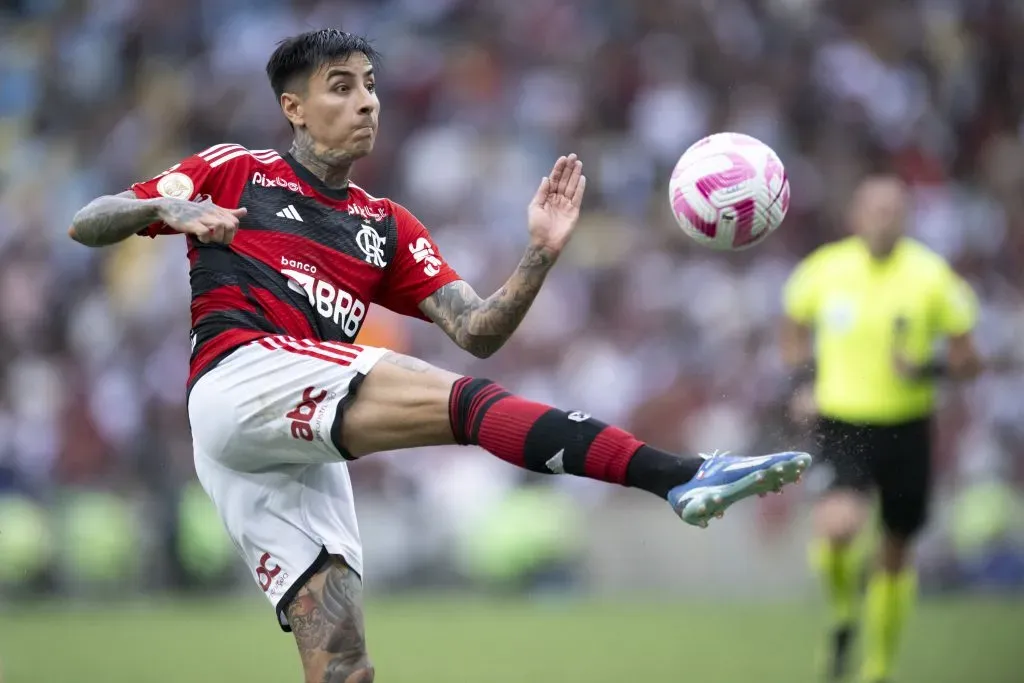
810,416,932,538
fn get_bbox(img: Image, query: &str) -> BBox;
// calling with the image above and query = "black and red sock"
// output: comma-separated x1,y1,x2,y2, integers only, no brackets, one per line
449,377,702,498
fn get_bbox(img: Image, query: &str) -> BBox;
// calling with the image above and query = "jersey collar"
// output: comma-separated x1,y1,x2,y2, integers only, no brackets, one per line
282,152,350,202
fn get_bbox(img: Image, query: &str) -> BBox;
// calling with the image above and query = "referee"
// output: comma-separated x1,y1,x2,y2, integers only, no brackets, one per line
780,175,982,683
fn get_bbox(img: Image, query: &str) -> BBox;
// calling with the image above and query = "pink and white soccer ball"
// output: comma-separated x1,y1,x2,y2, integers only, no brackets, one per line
668,132,791,251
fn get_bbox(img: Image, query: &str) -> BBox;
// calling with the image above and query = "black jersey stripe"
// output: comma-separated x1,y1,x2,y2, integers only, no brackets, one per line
236,183,398,268
192,307,282,349
189,241,320,331
189,250,366,373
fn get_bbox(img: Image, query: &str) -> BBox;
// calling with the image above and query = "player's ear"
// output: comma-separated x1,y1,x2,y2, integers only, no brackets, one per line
280,91,305,128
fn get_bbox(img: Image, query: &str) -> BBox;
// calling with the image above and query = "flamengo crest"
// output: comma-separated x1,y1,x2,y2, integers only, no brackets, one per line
356,223,387,268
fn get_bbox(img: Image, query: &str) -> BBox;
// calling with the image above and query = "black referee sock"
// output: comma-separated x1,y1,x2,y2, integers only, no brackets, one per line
625,445,704,498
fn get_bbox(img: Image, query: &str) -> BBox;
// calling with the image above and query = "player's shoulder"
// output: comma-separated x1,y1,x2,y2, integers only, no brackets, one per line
346,181,390,208
190,143,285,171
137,143,288,204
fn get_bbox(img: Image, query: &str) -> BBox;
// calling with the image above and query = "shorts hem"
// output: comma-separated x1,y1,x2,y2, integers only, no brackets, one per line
328,347,389,460
275,546,331,633
330,373,367,461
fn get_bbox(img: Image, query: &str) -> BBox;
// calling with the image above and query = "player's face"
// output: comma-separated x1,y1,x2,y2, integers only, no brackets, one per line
850,177,908,258
301,54,379,159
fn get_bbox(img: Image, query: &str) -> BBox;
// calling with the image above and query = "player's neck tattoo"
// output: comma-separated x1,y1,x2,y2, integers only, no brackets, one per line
289,130,353,190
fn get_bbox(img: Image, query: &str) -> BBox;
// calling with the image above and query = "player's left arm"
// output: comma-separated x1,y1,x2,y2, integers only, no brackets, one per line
419,246,557,358
418,155,586,358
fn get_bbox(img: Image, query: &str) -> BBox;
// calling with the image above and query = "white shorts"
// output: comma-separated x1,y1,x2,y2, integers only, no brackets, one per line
187,335,390,631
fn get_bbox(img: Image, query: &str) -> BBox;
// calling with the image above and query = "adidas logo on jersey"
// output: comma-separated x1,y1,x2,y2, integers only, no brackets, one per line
276,205,303,222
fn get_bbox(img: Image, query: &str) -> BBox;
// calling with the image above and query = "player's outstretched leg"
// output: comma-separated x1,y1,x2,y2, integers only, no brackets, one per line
341,353,811,528
285,556,374,683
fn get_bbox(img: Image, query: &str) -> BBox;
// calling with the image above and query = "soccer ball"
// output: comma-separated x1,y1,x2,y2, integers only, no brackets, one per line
668,132,790,251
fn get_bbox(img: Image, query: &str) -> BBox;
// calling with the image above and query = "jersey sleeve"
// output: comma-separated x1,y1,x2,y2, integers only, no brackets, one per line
375,203,461,320
783,250,824,325
128,154,214,237
934,266,978,336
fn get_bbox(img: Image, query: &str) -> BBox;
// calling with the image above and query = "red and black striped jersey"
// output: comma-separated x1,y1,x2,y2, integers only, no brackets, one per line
129,143,461,389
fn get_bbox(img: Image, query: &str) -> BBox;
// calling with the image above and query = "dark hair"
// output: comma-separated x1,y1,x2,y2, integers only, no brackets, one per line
266,28,380,98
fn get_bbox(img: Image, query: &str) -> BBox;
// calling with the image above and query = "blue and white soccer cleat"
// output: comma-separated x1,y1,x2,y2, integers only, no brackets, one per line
668,450,812,528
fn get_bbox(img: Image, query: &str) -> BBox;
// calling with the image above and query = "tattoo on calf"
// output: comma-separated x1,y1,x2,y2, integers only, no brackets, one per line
286,557,374,683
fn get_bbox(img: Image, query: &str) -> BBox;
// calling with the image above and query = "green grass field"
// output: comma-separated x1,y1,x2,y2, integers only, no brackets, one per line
2,595,1022,682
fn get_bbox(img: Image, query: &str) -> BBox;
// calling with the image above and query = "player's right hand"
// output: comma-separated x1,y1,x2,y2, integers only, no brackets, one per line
155,197,247,245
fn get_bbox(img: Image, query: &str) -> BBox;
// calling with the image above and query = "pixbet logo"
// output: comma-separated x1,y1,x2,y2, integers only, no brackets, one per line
280,257,366,337
252,171,304,194
287,386,328,441
348,204,387,221
408,237,442,276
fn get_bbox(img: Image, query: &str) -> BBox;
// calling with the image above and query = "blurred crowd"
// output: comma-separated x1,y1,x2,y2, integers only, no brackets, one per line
1,0,1023,592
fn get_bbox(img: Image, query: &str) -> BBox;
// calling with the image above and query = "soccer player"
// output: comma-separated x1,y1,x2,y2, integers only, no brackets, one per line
69,29,810,683
781,175,982,683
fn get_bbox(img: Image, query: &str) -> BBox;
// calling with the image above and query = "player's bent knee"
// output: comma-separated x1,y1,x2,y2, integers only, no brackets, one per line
339,351,462,458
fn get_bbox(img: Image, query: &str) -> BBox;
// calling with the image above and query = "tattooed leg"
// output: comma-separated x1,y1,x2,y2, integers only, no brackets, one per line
286,556,374,683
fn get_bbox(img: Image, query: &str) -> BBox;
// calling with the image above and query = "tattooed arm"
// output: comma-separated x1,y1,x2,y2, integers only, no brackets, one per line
418,154,585,358
69,190,164,247
419,245,557,358
69,190,247,247
286,556,374,683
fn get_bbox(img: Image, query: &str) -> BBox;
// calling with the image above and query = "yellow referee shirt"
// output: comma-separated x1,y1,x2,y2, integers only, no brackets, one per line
783,237,978,425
